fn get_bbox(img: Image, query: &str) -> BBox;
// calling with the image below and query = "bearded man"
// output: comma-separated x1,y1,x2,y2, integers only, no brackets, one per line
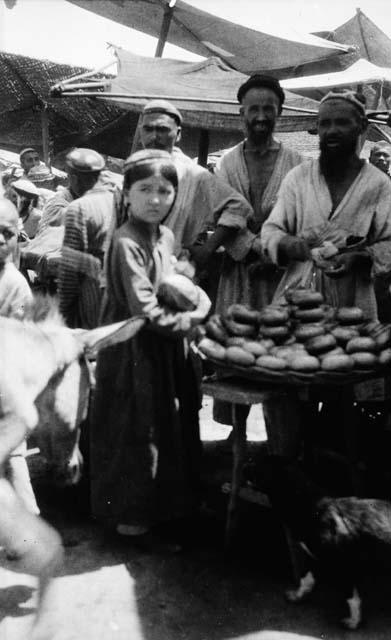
261,90,391,457
212,75,304,431
214,74,304,312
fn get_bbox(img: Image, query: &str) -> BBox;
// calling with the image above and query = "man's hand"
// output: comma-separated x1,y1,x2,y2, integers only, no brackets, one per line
188,244,213,267
325,251,372,279
278,235,311,263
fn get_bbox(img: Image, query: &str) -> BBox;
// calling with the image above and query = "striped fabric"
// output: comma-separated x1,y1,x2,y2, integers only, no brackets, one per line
58,185,114,329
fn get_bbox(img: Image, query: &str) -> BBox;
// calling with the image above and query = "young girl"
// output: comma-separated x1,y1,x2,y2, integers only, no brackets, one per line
90,149,210,539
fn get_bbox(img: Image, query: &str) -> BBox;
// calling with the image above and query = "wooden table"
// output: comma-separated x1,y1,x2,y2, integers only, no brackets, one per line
202,376,281,549
201,373,368,580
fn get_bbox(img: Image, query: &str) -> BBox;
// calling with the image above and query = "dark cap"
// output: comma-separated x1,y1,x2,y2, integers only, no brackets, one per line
65,148,105,173
237,74,285,112
142,100,182,126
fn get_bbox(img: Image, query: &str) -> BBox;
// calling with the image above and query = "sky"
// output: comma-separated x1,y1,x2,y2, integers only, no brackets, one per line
1,0,391,71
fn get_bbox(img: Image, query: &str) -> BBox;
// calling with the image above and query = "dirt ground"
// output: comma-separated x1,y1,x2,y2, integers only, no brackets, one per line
2,398,391,640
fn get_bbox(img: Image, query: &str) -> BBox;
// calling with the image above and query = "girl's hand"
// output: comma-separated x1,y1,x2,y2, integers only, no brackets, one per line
173,257,196,279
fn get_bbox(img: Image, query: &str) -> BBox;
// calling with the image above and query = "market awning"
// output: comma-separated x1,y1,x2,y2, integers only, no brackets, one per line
93,48,321,133
292,9,391,79
0,50,124,157
282,59,391,92
66,0,353,77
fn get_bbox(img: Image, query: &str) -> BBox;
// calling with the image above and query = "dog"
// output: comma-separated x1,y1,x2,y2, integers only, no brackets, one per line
250,454,391,630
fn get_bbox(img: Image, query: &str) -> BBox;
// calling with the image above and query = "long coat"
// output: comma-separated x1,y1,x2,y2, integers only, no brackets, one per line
90,221,201,528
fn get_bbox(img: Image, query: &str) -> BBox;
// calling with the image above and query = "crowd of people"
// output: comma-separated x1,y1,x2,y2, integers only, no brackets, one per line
2,73,391,549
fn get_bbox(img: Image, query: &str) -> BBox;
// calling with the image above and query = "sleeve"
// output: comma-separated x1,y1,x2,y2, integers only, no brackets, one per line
206,172,252,230
38,194,68,232
261,172,299,265
196,170,255,261
113,237,210,334
366,180,391,277
58,202,85,323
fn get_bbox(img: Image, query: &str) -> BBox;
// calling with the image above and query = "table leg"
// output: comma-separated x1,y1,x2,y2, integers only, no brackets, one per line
225,403,247,550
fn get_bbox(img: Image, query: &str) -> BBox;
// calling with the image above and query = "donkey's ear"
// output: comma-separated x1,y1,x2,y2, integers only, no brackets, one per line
73,316,146,355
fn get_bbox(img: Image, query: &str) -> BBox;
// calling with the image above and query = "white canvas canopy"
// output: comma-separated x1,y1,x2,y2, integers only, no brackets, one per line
281,59,391,92
67,0,353,77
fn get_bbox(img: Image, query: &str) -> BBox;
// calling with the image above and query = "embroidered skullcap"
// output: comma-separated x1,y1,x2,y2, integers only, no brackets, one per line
142,100,182,126
28,163,55,183
320,90,366,117
124,149,173,172
237,74,285,111
19,147,38,161
123,149,177,190
66,148,105,173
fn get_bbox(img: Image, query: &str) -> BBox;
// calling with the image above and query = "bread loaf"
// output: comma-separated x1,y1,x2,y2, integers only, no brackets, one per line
222,316,257,337
288,354,320,372
321,354,354,371
345,336,377,354
306,333,337,355
242,341,268,357
259,325,290,340
259,306,290,326
336,307,364,325
157,274,199,311
285,289,324,308
294,324,325,342
350,352,377,369
255,355,287,370
293,306,325,322
225,346,256,366
227,304,261,325
198,338,226,360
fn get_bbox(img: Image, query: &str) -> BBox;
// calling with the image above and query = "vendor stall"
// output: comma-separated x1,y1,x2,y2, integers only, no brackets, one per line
197,287,391,558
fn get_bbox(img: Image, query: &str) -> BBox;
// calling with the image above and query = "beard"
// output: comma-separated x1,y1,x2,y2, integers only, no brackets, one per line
319,136,358,177
247,119,275,145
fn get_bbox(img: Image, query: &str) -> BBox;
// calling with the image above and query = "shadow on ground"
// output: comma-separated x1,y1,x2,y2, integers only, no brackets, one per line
16,439,391,640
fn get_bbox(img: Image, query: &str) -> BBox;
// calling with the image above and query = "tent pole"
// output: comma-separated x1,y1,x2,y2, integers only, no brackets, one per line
131,0,177,154
40,103,51,168
197,129,209,167
155,0,176,57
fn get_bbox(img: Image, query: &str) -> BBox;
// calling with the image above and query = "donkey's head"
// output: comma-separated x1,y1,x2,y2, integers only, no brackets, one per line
21,299,146,487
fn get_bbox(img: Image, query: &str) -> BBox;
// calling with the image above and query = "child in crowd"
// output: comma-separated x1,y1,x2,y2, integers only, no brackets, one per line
90,149,210,541
0,198,39,516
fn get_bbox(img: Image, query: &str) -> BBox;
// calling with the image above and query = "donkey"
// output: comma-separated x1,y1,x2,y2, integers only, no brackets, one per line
0,301,145,639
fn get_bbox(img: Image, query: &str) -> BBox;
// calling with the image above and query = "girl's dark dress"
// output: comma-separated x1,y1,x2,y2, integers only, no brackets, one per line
90,221,201,528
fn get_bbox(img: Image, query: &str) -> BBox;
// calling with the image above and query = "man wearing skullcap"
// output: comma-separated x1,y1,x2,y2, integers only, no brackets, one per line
261,90,391,457
212,74,304,430
19,147,40,177
215,74,304,312
117,99,254,278
58,148,114,328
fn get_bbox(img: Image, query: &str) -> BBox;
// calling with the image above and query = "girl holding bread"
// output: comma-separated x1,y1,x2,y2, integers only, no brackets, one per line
90,149,210,541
